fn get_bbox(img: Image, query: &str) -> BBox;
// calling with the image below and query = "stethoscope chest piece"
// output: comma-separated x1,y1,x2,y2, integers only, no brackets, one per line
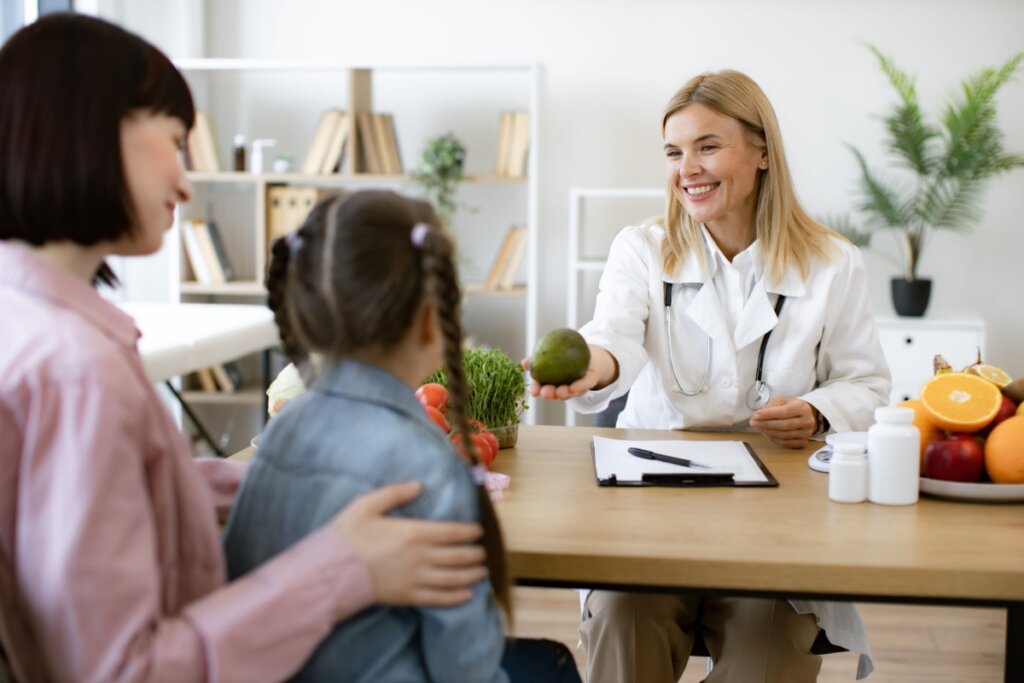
746,380,772,410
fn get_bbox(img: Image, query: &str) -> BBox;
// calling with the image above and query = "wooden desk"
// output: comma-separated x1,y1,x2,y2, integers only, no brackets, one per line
233,425,1023,679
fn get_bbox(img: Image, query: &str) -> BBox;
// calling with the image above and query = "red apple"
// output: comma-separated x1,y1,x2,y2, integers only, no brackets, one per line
978,395,1018,437
923,434,985,482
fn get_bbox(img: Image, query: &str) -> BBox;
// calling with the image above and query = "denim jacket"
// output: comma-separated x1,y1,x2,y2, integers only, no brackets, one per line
224,360,508,683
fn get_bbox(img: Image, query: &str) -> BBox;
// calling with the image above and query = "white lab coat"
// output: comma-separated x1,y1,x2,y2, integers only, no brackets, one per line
570,223,891,679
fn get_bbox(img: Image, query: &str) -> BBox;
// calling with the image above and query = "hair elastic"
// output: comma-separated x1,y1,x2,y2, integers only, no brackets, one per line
285,231,304,253
410,222,431,247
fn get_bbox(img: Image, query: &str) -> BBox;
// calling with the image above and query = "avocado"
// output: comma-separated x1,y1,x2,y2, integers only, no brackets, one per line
529,328,591,386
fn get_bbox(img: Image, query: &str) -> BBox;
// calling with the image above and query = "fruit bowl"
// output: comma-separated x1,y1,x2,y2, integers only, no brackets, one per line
918,477,1024,503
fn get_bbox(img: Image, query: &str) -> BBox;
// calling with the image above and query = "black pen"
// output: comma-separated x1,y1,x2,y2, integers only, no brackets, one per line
627,447,713,469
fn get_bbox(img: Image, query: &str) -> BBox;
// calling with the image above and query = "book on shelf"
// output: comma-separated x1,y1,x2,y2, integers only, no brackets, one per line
356,112,384,174
181,219,226,285
205,220,234,281
193,367,218,393
319,112,351,174
496,111,529,178
301,109,342,174
186,111,222,172
209,364,237,393
484,225,527,290
373,113,402,174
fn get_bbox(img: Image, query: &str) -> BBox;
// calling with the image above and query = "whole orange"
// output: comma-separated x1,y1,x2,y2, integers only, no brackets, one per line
898,399,942,468
984,415,1024,483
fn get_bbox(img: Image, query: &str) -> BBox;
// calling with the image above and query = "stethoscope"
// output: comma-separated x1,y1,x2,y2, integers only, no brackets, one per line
662,281,786,410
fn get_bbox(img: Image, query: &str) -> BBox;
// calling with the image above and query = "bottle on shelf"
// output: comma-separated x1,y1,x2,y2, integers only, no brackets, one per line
233,134,246,171
867,406,920,505
250,138,276,174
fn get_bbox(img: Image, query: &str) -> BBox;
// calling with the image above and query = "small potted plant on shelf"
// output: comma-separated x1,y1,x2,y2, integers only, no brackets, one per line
838,46,1023,317
410,132,467,224
425,346,528,448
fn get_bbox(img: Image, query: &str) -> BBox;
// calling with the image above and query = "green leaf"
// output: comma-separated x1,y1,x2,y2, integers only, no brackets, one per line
847,145,912,227
915,176,982,231
870,46,939,174
421,347,527,427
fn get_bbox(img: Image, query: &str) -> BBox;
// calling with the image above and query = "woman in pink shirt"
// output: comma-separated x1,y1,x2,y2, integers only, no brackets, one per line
0,14,487,683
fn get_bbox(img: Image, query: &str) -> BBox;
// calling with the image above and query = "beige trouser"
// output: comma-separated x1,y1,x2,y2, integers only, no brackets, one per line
579,591,823,683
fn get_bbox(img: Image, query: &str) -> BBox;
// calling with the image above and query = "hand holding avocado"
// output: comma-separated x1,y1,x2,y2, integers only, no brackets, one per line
523,328,619,400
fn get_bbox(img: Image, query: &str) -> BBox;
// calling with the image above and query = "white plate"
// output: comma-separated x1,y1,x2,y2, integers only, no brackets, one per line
919,477,1024,503
807,432,870,473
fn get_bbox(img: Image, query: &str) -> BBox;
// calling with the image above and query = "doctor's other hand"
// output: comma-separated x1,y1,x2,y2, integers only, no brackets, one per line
749,396,818,448
333,481,487,610
522,344,619,400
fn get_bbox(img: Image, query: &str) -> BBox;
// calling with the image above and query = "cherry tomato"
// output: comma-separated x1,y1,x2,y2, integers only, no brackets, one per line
423,405,450,433
415,383,448,413
450,431,495,467
479,430,500,462
472,433,497,467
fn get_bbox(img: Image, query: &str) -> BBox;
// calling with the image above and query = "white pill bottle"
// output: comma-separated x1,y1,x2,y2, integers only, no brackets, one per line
867,406,920,505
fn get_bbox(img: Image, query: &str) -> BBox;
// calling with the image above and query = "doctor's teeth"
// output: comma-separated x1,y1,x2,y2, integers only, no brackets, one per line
686,184,718,196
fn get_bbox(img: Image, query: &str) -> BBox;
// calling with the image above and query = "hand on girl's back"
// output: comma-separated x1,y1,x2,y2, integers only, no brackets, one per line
332,481,487,610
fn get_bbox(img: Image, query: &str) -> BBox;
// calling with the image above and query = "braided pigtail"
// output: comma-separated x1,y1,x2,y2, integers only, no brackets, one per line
419,228,512,621
266,231,309,370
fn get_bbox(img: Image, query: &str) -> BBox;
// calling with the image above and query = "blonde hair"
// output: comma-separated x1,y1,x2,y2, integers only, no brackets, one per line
659,70,842,282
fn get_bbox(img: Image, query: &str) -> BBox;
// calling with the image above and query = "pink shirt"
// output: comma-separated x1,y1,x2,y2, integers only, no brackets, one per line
0,243,374,683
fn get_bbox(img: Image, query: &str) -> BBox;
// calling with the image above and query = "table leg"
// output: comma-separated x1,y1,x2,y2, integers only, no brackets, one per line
164,381,226,457
1007,603,1022,683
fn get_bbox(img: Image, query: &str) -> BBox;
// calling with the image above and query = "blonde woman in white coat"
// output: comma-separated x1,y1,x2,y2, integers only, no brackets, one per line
531,71,890,682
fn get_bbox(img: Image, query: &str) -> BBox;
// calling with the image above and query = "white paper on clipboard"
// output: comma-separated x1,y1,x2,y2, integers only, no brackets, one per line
592,436,772,485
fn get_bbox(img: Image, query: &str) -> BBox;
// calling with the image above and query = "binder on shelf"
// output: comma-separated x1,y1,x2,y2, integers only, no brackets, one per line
266,186,327,245
319,112,351,174
301,109,343,175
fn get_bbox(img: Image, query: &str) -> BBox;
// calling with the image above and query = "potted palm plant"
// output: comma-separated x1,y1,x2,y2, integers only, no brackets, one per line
841,47,1023,316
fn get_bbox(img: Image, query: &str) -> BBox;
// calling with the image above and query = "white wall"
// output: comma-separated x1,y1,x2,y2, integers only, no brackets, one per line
109,0,1024,423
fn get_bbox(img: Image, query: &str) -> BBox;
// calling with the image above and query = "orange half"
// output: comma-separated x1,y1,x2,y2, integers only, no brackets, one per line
966,363,1012,388
920,372,1002,433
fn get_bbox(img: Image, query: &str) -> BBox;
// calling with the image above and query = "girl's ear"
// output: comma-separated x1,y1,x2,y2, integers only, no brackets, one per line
417,301,440,347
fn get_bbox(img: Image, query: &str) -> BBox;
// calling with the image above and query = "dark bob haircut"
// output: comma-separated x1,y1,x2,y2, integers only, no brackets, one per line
0,13,194,248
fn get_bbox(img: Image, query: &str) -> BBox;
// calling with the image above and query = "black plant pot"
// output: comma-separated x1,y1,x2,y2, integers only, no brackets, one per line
891,278,932,317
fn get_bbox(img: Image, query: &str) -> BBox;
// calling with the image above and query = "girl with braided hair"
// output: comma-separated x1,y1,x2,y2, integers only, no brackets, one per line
224,189,580,682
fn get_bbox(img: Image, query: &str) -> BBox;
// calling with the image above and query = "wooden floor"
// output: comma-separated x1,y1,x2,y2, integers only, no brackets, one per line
510,587,1007,682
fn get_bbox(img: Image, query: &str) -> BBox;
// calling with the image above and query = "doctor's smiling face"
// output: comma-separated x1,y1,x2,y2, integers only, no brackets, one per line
664,102,767,237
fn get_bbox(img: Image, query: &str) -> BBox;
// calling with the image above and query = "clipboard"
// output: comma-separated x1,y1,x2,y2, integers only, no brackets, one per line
591,436,779,488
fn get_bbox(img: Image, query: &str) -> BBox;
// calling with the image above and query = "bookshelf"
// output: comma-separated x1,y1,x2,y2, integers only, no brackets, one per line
171,60,540,435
